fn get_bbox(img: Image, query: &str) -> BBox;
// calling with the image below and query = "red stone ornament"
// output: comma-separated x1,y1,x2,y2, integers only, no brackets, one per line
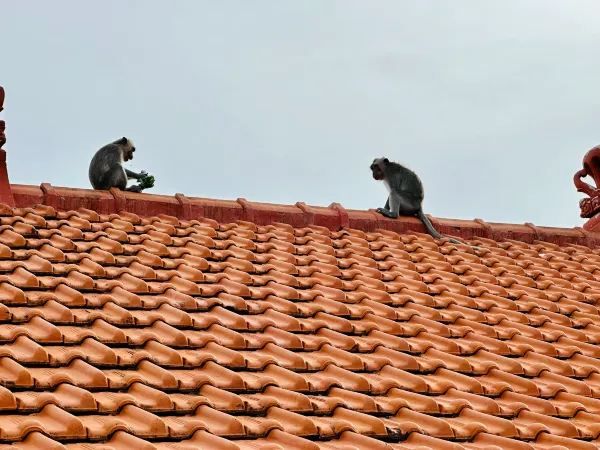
574,145,600,218
0,86,5,149
0,86,13,206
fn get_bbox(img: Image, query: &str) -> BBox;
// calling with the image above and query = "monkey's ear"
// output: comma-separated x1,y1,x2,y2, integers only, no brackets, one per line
120,137,128,145
383,158,390,165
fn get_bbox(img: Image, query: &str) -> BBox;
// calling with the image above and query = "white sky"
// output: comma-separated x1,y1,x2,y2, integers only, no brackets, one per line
3,1,600,228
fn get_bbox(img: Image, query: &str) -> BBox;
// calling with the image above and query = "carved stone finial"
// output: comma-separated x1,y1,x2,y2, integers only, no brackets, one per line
0,85,13,206
574,145,600,218
0,86,4,150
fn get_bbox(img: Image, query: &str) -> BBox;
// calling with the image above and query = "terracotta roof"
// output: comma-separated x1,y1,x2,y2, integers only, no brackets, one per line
0,186,596,449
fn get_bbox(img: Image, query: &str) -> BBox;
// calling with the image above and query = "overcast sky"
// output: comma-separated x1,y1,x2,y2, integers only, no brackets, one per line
2,1,600,228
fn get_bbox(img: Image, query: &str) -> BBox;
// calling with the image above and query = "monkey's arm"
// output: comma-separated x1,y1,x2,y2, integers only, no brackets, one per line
125,169,147,180
125,172,154,193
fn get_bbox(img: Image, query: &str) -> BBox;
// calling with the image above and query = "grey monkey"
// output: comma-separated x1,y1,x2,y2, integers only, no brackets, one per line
89,137,147,192
371,157,463,244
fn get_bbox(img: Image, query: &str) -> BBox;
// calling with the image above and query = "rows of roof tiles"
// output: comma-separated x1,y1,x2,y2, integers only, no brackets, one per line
0,205,600,448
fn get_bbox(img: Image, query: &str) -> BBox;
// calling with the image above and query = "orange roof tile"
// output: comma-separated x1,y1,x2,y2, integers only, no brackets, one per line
0,186,595,448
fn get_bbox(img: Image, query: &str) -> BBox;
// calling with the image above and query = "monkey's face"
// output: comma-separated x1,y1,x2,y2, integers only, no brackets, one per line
123,146,135,162
370,158,388,180
117,137,136,162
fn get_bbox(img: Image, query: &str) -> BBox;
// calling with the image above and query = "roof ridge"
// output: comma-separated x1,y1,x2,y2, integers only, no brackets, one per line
7,183,600,249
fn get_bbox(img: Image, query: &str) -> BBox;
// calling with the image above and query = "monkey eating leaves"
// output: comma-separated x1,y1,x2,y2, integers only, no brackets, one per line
89,137,154,193
371,157,465,245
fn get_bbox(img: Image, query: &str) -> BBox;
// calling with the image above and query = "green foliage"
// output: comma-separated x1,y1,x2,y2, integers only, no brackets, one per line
138,173,155,190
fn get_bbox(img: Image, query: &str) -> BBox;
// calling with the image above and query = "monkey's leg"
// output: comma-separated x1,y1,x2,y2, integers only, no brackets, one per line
376,197,395,217
383,192,420,218
102,170,127,191
377,208,395,218
126,185,143,193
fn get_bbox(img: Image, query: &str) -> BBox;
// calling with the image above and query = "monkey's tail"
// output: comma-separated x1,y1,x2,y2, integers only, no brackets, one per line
416,210,472,247
416,210,443,239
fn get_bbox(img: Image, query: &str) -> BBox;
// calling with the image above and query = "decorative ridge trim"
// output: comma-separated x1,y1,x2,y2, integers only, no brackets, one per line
8,183,599,248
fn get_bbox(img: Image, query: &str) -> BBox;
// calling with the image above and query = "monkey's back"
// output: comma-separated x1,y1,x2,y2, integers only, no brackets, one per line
392,163,425,201
89,144,126,190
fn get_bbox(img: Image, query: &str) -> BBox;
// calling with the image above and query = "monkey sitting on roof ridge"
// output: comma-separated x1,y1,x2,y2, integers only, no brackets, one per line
370,157,465,245
89,137,154,192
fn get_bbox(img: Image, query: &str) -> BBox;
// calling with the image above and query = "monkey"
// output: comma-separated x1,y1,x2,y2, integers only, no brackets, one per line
88,137,149,192
371,157,465,245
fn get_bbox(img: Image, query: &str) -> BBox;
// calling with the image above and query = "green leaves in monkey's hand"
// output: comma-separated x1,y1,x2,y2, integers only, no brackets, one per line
138,173,155,190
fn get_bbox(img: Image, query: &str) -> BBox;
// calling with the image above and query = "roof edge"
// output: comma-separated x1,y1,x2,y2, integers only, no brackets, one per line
10,183,600,248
